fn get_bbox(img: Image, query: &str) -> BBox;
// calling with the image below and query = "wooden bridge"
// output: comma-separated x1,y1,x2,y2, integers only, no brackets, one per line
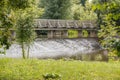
34,19,98,39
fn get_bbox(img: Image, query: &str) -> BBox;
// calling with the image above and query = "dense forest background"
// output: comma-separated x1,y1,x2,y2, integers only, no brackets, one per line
0,0,120,58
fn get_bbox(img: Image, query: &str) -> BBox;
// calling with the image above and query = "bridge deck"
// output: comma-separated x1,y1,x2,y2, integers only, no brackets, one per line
0,19,99,39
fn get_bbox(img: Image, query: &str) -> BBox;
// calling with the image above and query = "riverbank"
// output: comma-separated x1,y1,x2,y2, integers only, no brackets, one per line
0,58,120,80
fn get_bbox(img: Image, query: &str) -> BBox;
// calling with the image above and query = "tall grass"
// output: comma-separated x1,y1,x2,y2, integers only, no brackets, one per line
0,58,120,80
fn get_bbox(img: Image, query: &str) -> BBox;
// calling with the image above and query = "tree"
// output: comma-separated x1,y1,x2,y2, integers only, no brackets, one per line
0,0,37,58
92,0,109,27
16,9,36,59
0,0,15,54
8,0,36,9
14,0,38,59
92,0,120,56
42,0,73,19
73,0,97,20
80,0,87,6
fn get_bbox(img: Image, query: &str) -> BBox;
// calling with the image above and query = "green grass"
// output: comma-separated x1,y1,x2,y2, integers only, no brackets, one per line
0,58,120,80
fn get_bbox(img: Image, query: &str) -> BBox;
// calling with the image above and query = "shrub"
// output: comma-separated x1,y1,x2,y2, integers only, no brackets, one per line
43,73,61,80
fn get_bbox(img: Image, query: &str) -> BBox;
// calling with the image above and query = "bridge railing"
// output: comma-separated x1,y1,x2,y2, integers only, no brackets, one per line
35,19,97,29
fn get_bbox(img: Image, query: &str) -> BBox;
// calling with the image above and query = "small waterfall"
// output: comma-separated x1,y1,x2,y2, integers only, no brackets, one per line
0,39,102,58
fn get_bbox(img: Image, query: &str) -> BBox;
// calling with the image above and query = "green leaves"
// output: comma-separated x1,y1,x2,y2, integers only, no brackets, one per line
43,73,61,80
1,0,42,58
73,1,97,20
16,10,36,58
0,8,15,50
92,0,120,56
16,12,35,44
8,0,35,9
0,0,38,57
42,0,73,19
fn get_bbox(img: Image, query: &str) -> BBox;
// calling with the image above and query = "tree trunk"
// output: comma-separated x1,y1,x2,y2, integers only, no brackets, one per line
22,42,26,59
27,45,30,58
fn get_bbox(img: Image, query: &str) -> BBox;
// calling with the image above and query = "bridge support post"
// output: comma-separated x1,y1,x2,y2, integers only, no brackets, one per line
54,30,62,38
11,30,16,40
63,30,68,38
78,30,82,38
48,30,53,38
90,30,97,37
94,31,98,37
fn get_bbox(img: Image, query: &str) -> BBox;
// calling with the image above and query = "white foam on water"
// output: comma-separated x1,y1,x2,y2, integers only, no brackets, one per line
0,39,102,58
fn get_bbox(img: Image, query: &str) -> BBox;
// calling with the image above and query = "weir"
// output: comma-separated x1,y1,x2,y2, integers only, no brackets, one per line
0,38,107,61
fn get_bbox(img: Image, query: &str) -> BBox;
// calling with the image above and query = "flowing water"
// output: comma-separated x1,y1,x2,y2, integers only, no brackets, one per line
0,38,102,59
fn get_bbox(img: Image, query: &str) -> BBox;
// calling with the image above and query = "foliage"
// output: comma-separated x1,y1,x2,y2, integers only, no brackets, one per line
0,58,120,80
8,0,36,9
72,0,97,20
29,0,45,18
112,39,120,57
92,0,120,56
68,29,89,38
38,0,47,8
43,73,61,80
80,0,87,6
72,3,81,20
41,0,73,19
92,0,109,27
68,30,78,38
0,0,39,57
0,0,16,53
16,10,36,59
82,30,88,37
16,12,35,43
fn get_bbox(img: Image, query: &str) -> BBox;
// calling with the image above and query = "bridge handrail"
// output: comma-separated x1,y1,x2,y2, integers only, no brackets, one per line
35,19,97,29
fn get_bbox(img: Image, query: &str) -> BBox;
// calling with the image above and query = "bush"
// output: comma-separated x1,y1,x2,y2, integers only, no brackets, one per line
43,73,61,80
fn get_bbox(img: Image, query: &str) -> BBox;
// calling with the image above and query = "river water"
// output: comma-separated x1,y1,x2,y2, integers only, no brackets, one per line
0,39,102,59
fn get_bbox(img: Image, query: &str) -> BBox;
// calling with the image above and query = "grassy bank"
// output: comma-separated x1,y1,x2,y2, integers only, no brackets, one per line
0,58,120,80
